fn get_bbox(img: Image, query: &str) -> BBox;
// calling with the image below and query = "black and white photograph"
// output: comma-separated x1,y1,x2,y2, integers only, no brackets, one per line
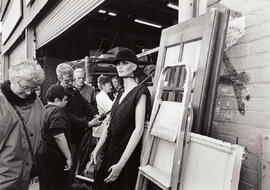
0,0,268,189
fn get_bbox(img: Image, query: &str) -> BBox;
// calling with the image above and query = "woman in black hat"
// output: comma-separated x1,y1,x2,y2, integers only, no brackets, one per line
86,48,151,190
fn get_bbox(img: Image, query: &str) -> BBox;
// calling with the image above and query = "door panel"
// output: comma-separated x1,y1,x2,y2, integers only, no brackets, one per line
153,10,221,133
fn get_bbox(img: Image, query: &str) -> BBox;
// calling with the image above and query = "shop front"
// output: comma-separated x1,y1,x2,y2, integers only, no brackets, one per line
34,0,178,96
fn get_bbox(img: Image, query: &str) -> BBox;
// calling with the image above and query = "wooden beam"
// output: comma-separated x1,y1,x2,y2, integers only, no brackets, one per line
25,27,35,60
178,0,194,23
2,55,9,81
202,8,230,136
137,47,159,58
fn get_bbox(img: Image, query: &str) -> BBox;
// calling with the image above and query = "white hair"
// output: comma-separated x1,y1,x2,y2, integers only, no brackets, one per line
9,60,45,85
74,68,85,76
56,63,74,80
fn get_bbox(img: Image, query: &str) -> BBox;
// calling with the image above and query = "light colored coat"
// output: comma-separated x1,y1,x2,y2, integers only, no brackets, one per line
0,92,45,190
93,90,113,138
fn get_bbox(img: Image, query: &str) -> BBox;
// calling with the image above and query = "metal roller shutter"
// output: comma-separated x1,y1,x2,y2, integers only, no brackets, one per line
9,38,26,66
35,0,105,49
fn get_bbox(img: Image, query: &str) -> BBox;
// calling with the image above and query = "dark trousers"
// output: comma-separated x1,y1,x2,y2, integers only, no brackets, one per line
37,147,69,190
69,142,79,183
69,129,94,182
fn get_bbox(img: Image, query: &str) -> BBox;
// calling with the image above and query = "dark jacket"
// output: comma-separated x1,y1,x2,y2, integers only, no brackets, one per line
41,104,71,151
64,86,98,144
79,84,97,110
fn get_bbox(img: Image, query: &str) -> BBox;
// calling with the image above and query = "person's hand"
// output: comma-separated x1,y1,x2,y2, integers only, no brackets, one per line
64,158,72,171
88,117,102,128
104,162,124,183
84,151,97,174
98,113,106,121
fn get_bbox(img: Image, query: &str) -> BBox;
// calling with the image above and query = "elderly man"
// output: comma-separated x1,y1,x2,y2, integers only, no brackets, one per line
73,68,97,110
56,63,101,185
0,60,46,190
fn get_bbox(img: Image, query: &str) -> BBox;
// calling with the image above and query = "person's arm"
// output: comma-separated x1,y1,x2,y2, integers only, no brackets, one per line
94,127,108,157
54,133,72,170
104,95,146,183
49,109,72,170
80,93,98,118
67,112,88,128
66,112,101,129
85,127,108,172
88,117,102,128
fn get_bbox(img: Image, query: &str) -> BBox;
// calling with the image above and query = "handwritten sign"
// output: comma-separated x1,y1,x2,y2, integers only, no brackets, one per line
151,101,183,142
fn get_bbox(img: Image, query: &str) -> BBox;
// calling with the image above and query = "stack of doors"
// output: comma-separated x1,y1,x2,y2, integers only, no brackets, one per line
136,8,236,190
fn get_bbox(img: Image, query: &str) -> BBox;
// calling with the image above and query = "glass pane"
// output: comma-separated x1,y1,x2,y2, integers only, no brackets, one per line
163,45,181,89
161,91,169,101
164,45,181,67
176,66,186,88
181,40,201,72
175,91,183,102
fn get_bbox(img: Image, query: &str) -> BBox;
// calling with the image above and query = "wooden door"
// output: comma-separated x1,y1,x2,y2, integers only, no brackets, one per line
152,10,221,133
139,9,230,190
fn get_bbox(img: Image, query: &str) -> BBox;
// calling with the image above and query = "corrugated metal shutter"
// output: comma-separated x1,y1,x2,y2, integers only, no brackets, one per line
9,38,26,66
35,0,104,49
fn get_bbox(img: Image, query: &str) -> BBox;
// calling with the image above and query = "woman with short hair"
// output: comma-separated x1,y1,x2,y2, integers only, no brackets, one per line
93,75,113,139
0,60,46,190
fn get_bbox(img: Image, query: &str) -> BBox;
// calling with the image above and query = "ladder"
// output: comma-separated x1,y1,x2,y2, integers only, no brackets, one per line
136,62,193,190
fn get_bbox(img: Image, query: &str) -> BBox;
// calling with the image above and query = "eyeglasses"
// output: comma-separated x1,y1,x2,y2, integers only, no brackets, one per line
62,78,73,85
17,81,38,93
63,80,73,84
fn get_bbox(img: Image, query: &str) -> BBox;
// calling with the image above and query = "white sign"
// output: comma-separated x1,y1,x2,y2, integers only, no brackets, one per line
2,0,22,44
225,16,246,51
151,101,183,142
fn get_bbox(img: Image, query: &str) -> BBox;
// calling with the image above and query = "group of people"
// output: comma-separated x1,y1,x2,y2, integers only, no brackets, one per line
0,48,151,190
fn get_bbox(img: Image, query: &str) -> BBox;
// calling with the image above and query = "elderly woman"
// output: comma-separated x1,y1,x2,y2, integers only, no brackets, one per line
0,60,46,190
86,48,151,190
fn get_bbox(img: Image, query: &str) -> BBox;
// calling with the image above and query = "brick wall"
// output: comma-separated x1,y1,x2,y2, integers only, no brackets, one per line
208,0,270,189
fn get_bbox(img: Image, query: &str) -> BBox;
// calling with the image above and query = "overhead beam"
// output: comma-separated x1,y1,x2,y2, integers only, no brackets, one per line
137,47,159,58
178,0,195,23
